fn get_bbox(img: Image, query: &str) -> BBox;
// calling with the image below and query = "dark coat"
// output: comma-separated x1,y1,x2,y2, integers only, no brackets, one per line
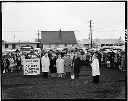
5,59,10,69
16,57,21,66
1,58,4,72
73,57,82,73
50,58,57,73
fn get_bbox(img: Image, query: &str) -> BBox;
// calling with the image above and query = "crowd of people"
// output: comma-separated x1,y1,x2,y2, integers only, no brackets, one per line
1,47,126,83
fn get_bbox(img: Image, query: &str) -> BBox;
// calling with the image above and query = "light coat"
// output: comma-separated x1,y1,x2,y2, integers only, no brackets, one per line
91,58,100,76
41,56,50,72
63,56,72,72
56,58,64,73
9,58,14,68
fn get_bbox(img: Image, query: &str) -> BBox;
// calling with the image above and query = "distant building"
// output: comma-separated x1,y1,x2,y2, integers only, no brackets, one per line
40,30,77,49
2,41,40,53
81,38,125,48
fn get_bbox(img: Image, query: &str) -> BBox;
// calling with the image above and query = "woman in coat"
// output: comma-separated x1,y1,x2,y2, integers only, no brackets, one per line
49,55,57,77
73,52,82,79
9,57,14,72
63,54,72,78
56,54,64,78
121,53,125,71
5,57,10,73
1,57,4,74
91,53,100,83
70,51,75,66
41,52,50,78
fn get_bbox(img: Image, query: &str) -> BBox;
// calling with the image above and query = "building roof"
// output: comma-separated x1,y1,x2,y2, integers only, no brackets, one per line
81,39,125,45
40,31,77,44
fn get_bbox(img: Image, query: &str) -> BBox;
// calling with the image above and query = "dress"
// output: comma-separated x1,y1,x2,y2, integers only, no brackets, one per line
56,58,64,73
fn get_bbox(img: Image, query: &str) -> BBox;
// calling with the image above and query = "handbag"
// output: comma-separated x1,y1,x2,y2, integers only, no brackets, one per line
71,74,75,79
3,69,5,73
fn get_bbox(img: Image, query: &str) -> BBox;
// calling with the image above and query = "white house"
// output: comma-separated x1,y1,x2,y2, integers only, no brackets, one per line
2,41,40,53
40,30,77,49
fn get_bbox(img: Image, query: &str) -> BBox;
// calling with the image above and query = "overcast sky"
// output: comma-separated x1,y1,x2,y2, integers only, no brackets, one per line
2,2,125,42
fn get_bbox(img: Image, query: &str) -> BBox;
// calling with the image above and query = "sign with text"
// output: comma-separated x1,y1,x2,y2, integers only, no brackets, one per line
23,59,40,75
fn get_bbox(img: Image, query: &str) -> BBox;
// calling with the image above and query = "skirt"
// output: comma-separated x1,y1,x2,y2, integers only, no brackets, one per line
50,66,57,73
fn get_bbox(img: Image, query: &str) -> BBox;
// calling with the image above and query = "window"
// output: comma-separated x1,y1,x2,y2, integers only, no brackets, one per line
12,44,16,49
109,44,113,46
5,44,8,48
84,44,89,47
101,44,105,47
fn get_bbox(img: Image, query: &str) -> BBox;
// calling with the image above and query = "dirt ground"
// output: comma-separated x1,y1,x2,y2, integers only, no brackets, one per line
1,66,126,99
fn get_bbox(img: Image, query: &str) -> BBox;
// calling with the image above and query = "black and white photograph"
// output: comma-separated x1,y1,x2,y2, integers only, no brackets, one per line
1,1,127,99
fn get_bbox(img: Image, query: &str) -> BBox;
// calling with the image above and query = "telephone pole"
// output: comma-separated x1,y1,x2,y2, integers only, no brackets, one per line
89,20,93,48
38,30,39,42
14,35,15,42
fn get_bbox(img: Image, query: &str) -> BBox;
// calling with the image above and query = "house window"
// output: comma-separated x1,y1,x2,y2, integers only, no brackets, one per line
12,44,16,49
84,44,89,47
5,44,8,48
109,44,113,46
101,44,105,47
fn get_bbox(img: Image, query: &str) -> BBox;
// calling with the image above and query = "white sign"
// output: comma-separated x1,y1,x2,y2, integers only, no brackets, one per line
23,59,40,75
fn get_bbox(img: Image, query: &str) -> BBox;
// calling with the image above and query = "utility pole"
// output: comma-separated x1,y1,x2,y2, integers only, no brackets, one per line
88,20,94,62
89,20,93,49
14,35,15,42
38,30,39,42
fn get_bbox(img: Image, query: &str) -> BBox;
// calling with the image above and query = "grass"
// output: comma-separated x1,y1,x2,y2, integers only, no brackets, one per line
2,66,126,99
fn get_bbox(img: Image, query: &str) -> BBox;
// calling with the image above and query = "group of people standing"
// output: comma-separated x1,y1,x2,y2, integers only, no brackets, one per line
101,50,126,71
41,50,100,83
2,48,126,84
1,53,22,73
41,51,82,79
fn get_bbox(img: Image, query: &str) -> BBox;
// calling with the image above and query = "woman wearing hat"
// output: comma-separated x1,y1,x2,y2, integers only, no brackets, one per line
41,52,50,78
49,54,57,77
91,53,100,83
63,53,72,78
9,56,15,72
73,52,82,79
56,54,65,78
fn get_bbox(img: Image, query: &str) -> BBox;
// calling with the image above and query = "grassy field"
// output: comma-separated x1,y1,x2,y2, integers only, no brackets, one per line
2,66,126,99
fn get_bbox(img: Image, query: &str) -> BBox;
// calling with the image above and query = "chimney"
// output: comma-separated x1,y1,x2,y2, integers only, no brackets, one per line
59,29,61,37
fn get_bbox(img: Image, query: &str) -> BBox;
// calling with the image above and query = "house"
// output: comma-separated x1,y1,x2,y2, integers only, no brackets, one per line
2,41,40,53
81,38,125,48
40,30,77,49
